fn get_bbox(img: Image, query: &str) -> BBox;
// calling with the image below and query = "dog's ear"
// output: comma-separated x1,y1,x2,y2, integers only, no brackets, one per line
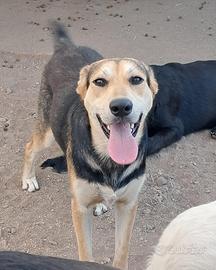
146,66,158,95
141,63,158,95
76,65,90,99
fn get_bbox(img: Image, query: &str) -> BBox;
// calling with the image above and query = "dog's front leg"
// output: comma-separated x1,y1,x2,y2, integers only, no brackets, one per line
113,200,138,270
71,197,93,261
113,177,145,270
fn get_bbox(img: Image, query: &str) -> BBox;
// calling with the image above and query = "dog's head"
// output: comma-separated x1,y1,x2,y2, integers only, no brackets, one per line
77,58,158,165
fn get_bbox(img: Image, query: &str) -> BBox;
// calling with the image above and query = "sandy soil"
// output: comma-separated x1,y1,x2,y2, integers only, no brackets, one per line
0,0,216,269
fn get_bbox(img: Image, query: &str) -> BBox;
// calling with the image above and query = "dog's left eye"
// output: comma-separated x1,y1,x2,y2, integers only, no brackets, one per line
93,78,108,87
129,76,144,85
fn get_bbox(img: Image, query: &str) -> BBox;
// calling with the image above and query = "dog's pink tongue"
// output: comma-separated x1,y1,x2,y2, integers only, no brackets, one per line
108,122,138,165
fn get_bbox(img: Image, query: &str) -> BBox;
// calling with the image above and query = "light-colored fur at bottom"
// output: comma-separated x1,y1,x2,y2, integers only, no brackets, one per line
147,201,216,270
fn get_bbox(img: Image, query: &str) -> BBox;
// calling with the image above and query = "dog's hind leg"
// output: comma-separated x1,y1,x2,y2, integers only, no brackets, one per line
22,126,54,192
22,74,54,192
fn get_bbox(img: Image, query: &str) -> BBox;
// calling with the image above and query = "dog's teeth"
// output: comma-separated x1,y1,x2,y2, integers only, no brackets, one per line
130,124,135,129
107,125,110,130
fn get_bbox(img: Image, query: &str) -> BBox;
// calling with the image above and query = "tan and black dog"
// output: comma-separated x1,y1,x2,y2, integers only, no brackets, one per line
22,23,158,269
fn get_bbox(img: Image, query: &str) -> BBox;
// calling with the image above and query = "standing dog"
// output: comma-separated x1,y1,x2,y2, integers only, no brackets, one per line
22,23,158,269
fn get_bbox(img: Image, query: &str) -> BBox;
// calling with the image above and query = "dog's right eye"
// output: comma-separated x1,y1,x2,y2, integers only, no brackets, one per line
93,78,108,87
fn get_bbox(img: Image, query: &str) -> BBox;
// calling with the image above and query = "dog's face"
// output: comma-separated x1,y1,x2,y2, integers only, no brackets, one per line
77,58,158,165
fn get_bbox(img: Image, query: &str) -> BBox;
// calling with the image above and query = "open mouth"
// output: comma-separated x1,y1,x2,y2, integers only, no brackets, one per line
96,113,143,139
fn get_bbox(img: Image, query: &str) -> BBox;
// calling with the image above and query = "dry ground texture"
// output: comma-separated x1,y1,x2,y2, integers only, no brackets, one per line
0,0,216,269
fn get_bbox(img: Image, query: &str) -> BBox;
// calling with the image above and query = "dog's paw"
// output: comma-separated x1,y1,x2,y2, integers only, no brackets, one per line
210,127,216,139
22,177,39,192
93,203,108,216
40,156,67,174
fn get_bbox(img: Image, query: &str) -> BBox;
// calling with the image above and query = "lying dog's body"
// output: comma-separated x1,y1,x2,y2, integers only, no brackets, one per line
22,23,158,269
0,251,117,270
148,61,216,154
41,61,216,172
146,201,216,270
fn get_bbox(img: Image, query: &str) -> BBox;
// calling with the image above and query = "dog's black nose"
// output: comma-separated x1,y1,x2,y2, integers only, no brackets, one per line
109,98,133,117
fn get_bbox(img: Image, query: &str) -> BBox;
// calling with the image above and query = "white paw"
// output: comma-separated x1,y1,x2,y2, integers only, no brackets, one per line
22,177,39,192
93,203,108,216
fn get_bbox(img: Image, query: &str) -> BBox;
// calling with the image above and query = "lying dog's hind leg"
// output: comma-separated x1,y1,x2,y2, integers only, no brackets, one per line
22,126,54,192
210,127,216,139
147,120,184,155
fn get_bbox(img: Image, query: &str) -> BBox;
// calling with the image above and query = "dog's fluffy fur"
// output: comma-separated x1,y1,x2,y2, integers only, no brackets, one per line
146,201,216,270
21,22,158,269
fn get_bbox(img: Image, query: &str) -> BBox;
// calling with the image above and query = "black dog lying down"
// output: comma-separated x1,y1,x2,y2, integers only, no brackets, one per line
0,251,117,270
41,60,216,173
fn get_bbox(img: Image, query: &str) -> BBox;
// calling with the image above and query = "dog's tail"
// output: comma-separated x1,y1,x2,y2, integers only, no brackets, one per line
50,21,76,51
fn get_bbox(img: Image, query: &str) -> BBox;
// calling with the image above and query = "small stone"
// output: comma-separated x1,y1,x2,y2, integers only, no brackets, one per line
178,16,182,19
7,227,16,234
68,16,71,20
5,88,13,94
144,33,148,37
100,257,111,264
9,65,13,69
127,24,131,27
156,176,168,186
205,189,211,194
192,180,198,184
145,208,151,214
67,24,71,27
49,240,58,246
147,21,151,25
42,27,49,31
166,17,171,22
39,38,45,42
82,27,88,30
135,7,139,11
57,17,61,21
152,35,156,38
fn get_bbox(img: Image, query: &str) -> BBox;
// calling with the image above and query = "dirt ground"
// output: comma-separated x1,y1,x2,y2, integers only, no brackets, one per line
0,0,216,269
